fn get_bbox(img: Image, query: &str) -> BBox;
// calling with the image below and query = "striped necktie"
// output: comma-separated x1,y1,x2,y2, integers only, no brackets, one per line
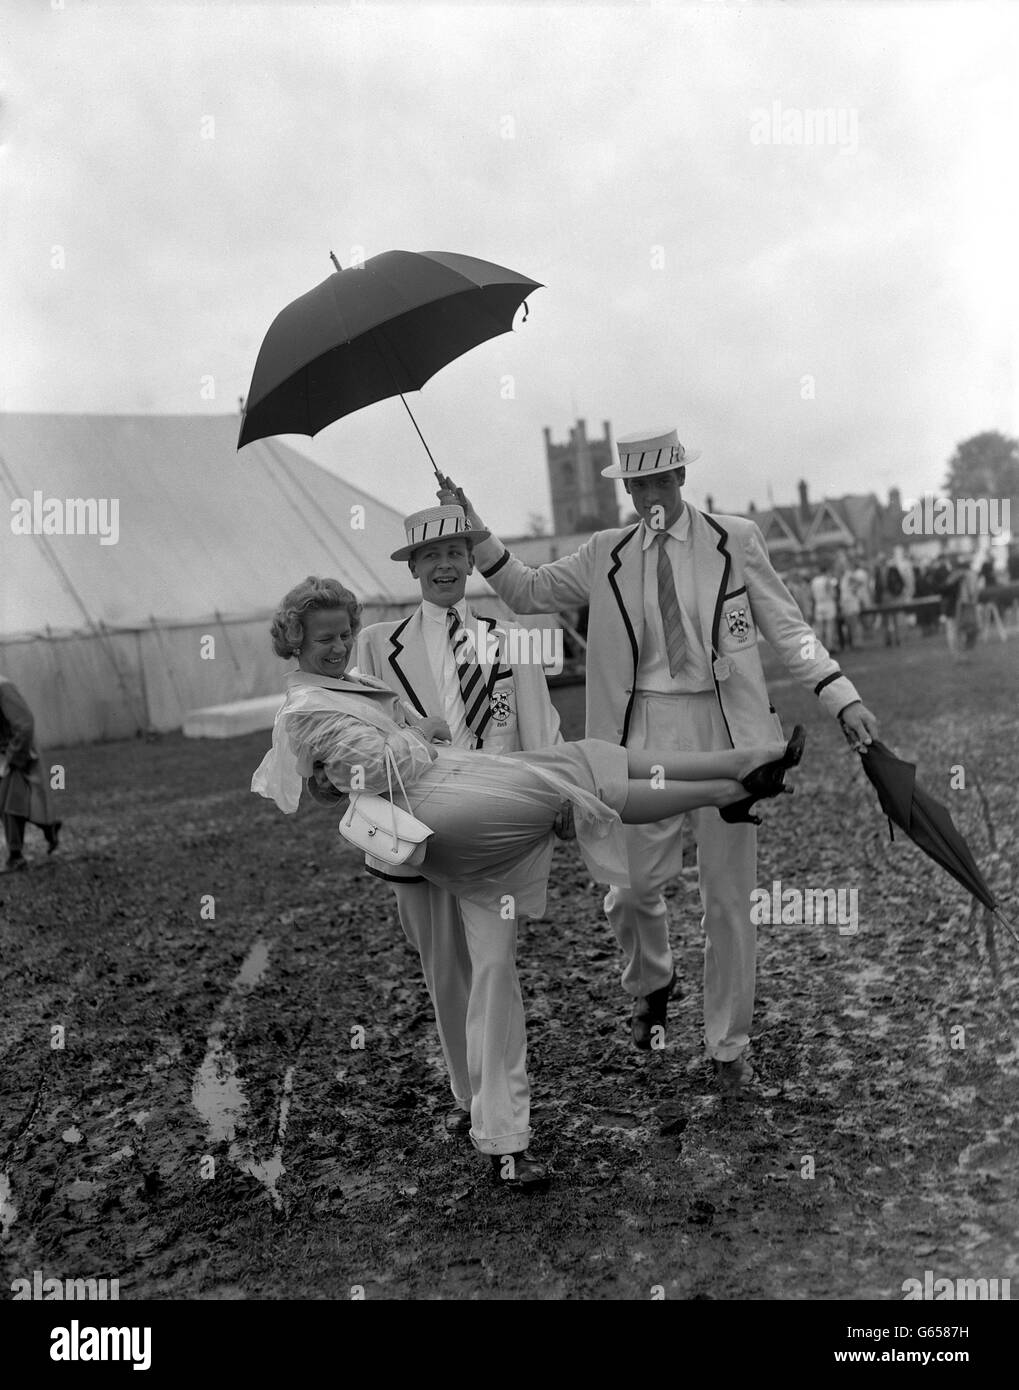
655,532,687,677
447,609,492,744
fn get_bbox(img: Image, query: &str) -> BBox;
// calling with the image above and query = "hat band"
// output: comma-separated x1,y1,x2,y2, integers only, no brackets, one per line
407,516,471,546
619,442,686,473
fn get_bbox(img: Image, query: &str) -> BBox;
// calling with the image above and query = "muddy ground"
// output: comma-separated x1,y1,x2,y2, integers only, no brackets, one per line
1,635,1017,1301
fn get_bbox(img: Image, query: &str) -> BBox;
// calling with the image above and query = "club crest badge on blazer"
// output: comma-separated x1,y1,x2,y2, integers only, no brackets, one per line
725,606,752,643
490,689,513,726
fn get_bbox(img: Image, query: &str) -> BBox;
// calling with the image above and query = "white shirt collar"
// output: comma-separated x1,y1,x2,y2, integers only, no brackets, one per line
422,597,467,625
641,504,691,549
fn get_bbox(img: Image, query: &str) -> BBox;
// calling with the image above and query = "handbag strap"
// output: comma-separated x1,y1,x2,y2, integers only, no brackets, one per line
313,690,429,831
324,692,424,793
383,745,415,815
381,744,422,853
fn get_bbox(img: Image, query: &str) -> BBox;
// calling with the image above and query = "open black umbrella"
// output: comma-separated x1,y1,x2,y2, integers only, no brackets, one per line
237,249,542,470
860,739,1017,944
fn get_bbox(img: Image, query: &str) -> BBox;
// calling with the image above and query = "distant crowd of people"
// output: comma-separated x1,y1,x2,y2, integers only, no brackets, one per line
782,546,1011,657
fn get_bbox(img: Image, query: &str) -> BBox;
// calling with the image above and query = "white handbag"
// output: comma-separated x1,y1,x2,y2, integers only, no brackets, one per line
338,745,433,867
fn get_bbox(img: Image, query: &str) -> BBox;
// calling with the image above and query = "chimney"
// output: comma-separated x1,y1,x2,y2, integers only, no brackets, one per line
748,501,756,515
798,479,809,519
602,420,612,444
888,486,902,512
576,418,587,442
706,494,715,513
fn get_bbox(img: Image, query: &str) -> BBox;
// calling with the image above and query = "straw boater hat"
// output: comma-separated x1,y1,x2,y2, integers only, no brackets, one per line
601,426,701,479
390,504,491,562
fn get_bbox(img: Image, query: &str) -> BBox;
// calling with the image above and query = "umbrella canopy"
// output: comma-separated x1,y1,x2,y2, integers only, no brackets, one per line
238,250,541,449
860,739,1017,941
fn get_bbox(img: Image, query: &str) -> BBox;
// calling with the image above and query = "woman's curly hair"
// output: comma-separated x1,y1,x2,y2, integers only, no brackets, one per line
270,577,362,660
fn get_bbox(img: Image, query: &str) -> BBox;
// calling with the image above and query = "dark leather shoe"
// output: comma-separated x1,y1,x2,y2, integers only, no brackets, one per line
2,854,27,874
712,1056,755,1094
631,969,677,1050
490,1150,551,1193
444,1108,472,1137
45,821,62,854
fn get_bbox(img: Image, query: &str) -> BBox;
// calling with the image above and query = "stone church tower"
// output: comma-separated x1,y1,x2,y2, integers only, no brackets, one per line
544,419,620,534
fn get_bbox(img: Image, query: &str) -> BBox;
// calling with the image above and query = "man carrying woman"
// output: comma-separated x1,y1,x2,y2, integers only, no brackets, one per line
252,569,804,1176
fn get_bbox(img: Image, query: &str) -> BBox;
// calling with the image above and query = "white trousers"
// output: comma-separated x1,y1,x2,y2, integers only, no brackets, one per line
603,691,758,1062
391,879,531,1155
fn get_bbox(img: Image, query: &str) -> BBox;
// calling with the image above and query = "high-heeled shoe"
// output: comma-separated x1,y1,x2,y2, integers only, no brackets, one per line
720,725,807,825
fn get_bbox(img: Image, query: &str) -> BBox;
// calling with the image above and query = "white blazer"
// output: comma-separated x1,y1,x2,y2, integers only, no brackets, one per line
471,509,862,749
354,602,563,879
356,603,562,756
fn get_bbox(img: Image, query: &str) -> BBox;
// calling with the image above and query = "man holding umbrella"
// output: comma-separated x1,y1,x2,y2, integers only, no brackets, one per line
439,429,880,1089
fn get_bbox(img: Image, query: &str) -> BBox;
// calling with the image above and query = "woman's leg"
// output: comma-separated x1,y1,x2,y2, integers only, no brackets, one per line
624,742,786,784
4,814,26,857
622,779,745,823
620,733,801,821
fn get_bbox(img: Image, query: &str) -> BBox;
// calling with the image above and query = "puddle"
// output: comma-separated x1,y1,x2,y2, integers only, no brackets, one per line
192,1042,249,1143
0,1169,18,1236
191,938,275,1142
64,1179,105,1202
227,1064,295,1211
235,939,272,992
594,1112,641,1130
191,939,295,1210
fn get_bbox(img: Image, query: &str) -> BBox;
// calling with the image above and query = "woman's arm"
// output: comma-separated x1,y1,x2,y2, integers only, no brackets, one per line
409,714,452,743
286,709,438,795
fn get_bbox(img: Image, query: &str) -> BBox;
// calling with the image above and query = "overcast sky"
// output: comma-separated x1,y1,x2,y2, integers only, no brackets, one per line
3,1,1017,535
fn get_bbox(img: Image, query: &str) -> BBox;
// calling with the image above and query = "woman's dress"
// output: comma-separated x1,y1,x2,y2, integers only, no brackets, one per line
252,671,631,916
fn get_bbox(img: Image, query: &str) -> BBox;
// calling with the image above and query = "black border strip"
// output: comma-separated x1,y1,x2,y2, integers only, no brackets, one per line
814,670,843,696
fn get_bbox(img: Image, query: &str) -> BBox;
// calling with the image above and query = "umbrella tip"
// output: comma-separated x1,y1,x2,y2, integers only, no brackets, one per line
329,250,342,271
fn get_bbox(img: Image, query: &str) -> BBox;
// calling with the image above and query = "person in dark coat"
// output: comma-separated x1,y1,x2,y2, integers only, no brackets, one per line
0,675,61,871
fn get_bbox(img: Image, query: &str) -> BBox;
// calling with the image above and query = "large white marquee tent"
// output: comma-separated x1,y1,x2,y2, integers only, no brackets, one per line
1,412,499,745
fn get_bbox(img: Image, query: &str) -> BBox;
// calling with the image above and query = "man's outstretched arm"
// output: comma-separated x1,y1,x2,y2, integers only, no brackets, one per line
437,473,597,614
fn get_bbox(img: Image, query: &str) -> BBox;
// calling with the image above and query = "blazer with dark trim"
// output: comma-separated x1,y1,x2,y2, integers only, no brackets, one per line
354,603,564,880
472,508,861,749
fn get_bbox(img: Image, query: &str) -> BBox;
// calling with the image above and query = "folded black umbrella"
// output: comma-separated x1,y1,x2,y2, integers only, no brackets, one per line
860,739,1017,944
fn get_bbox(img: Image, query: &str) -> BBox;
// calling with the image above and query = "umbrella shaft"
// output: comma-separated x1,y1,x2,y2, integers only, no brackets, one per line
398,393,441,478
